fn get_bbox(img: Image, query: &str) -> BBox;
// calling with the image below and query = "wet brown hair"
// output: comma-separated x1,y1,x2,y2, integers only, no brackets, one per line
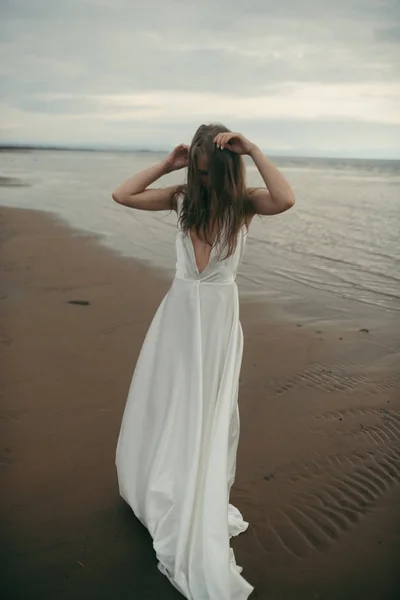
172,123,249,259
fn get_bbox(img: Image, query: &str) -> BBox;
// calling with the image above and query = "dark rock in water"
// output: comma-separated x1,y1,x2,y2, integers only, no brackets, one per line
67,300,90,306
359,328,370,333
264,473,274,481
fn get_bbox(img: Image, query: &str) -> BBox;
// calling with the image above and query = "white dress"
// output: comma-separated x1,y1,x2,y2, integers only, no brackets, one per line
115,194,254,599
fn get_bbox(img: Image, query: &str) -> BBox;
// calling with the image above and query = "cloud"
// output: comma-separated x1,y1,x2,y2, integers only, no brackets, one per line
0,0,399,156
375,26,400,42
31,82,399,125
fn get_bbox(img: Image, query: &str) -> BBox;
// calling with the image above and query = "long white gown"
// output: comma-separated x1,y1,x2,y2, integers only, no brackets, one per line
115,194,254,599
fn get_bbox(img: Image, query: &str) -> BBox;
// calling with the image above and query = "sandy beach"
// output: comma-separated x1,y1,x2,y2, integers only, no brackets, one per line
1,206,399,600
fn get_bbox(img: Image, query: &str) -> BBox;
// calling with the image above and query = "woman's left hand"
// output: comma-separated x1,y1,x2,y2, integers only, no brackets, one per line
213,132,256,155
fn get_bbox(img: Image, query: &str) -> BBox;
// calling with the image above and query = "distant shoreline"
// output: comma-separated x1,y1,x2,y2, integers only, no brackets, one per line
0,144,398,162
0,145,163,154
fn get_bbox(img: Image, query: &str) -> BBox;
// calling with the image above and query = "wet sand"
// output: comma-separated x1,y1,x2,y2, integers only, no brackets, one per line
1,207,399,600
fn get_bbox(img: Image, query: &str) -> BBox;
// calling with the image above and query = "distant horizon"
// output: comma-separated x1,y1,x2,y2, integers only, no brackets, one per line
0,142,398,162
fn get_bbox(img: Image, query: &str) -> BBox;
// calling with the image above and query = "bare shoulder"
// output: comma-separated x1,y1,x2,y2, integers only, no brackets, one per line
244,188,261,226
246,186,294,217
174,184,187,212
245,187,273,216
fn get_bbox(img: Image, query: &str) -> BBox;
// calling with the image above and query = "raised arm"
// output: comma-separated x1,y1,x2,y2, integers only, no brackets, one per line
111,144,189,211
213,132,295,216
246,147,295,216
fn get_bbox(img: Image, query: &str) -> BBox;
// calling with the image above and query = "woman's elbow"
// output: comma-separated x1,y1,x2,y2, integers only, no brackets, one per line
112,191,123,204
285,189,295,210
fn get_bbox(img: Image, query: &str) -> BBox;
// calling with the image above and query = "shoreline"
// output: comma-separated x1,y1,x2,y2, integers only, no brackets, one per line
1,206,399,599
2,202,398,333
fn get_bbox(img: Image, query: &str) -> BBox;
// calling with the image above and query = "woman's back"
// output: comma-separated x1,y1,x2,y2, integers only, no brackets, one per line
175,194,248,283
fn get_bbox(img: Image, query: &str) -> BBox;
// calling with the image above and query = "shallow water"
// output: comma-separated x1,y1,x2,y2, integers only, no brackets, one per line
1,148,399,326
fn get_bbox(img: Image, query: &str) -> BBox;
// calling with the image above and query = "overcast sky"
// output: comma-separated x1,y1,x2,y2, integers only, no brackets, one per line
1,0,399,158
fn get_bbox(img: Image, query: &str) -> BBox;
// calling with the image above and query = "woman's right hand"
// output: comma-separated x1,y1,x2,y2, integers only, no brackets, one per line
163,144,190,172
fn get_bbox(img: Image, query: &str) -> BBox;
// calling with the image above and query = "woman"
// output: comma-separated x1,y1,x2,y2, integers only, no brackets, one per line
113,124,295,599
